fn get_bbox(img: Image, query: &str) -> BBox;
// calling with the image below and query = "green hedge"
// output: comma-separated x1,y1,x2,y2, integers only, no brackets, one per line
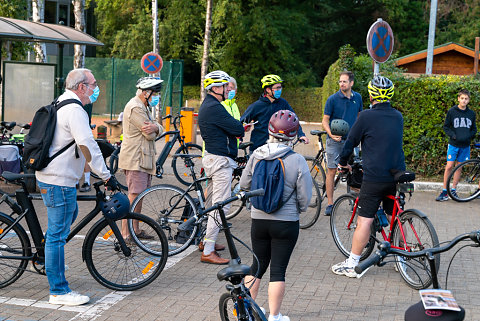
390,75,480,177
183,85,322,122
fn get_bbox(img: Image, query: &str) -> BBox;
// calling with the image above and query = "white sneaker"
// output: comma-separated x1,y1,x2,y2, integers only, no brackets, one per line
268,313,290,321
331,259,358,278
49,291,89,306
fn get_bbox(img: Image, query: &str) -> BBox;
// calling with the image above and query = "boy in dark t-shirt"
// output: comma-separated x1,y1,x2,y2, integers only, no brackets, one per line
436,89,477,201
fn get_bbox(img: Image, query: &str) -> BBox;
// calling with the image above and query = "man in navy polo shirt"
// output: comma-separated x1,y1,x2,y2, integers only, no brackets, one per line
322,71,363,216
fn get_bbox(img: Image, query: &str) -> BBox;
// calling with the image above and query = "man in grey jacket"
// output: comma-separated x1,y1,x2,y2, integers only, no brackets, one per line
240,110,312,321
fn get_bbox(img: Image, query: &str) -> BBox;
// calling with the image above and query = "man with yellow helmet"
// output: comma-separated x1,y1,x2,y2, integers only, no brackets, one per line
198,70,244,264
240,74,309,153
332,75,406,278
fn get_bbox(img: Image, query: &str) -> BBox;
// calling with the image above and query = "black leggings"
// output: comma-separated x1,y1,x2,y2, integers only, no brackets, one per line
249,219,299,282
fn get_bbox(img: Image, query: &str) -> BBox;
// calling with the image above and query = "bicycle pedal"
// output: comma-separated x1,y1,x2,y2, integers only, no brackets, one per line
356,267,370,278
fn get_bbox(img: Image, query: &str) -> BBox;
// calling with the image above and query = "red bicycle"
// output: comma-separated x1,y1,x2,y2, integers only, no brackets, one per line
330,174,440,289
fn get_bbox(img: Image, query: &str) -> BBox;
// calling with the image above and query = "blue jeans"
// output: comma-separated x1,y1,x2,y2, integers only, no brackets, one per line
38,181,78,295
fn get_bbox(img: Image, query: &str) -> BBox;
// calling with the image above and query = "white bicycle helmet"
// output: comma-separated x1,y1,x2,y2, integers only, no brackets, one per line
136,77,164,92
204,70,230,90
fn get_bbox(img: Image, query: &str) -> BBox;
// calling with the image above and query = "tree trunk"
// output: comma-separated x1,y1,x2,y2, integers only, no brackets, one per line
32,0,46,63
200,0,212,101
73,0,86,69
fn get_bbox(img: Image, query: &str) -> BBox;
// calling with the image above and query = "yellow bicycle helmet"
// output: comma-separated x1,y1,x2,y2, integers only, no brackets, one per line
368,76,394,102
261,74,283,89
204,70,230,90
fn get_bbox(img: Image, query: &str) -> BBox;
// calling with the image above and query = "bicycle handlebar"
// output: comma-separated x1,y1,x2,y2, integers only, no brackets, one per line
354,230,480,274
200,189,265,215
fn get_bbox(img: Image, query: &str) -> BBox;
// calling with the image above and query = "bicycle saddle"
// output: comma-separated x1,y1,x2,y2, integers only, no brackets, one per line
2,171,35,182
239,142,253,150
310,130,327,136
391,169,416,183
217,263,251,281
1,121,16,131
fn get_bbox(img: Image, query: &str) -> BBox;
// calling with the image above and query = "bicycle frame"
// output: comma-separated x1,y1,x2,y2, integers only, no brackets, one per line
346,192,423,252
0,179,132,264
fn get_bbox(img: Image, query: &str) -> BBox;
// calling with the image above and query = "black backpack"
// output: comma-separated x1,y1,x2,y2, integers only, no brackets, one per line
24,99,82,171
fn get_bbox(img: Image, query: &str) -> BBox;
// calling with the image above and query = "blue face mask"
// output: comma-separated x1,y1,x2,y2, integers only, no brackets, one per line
273,88,282,99
89,86,100,103
150,95,160,107
227,90,236,100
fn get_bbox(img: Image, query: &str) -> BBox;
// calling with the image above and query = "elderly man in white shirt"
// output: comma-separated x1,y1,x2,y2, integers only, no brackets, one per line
36,68,113,306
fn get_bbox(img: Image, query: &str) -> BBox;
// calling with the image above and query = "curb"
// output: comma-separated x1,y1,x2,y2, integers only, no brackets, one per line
414,181,443,192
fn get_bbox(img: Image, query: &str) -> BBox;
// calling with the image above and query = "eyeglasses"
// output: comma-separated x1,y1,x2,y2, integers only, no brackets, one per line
83,82,97,88
338,80,350,84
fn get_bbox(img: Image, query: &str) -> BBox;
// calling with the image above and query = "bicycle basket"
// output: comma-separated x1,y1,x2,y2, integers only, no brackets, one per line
347,164,363,188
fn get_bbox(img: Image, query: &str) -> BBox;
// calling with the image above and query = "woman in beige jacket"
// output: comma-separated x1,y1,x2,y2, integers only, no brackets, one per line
118,77,163,239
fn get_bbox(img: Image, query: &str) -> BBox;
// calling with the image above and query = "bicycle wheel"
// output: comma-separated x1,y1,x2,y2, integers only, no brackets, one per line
172,143,203,186
206,178,244,220
300,177,322,229
0,213,31,288
83,212,168,291
446,159,480,202
330,194,374,260
391,209,440,290
304,156,326,194
219,293,266,321
131,184,199,256
109,147,120,175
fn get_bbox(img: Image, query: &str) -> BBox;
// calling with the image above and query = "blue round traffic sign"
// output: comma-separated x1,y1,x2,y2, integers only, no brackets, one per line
141,52,163,74
366,19,394,63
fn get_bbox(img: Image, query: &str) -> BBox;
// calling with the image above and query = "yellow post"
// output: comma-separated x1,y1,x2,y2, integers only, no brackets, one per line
165,106,171,141
180,107,194,143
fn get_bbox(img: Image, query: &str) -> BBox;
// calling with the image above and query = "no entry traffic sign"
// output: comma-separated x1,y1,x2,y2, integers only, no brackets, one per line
366,19,394,63
141,52,163,74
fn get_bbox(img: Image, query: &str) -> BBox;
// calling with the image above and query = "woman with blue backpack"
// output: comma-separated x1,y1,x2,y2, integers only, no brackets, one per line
239,110,312,321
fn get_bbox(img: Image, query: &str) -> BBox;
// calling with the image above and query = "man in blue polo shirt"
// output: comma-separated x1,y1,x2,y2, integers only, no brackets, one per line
322,71,363,216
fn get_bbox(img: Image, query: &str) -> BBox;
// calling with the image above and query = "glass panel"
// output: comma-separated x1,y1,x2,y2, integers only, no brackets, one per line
45,1,57,24
59,4,68,26
3,63,56,124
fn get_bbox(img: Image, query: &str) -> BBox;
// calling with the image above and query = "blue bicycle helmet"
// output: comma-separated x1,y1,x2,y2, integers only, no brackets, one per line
101,193,130,219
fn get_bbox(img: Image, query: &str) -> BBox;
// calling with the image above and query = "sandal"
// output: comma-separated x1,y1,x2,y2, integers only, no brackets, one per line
135,230,154,240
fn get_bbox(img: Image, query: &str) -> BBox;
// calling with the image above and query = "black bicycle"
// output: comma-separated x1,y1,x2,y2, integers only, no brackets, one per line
446,143,480,202
108,113,203,188
354,230,480,321
301,130,354,229
0,172,168,290
175,188,267,321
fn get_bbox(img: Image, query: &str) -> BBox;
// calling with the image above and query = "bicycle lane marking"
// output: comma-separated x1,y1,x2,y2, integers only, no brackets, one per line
0,234,197,320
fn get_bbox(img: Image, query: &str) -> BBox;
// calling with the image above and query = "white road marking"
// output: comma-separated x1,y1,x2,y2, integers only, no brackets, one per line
0,241,198,320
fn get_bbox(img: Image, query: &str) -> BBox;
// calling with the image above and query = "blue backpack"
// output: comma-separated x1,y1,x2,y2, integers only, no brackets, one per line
250,150,295,213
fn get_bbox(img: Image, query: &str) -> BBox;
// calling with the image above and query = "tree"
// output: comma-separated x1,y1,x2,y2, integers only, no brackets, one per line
0,0,30,61
73,0,86,68
32,0,47,62
200,0,212,100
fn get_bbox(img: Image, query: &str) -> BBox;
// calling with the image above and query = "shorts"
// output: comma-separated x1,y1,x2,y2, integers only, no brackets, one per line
447,144,470,162
357,181,396,218
124,170,152,194
326,137,345,169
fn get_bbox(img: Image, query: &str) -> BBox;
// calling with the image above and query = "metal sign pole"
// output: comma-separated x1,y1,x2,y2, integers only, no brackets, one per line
426,0,438,75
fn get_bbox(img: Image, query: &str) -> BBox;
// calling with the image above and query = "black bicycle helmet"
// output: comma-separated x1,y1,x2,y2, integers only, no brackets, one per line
136,77,164,92
101,192,130,219
268,110,299,140
330,119,350,136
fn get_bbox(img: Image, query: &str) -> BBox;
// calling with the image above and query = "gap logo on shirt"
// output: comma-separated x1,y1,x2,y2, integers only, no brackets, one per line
453,117,472,129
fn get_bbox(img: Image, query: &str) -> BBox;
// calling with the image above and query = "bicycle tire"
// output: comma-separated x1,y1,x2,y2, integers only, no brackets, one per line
330,193,374,260
109,147,120,175
172,143,203,186
0,213,31,288
299,177,322,229
83,212,168,291
131,184,199,256
219,293,267,321
391,209,440,290
446,159,480,202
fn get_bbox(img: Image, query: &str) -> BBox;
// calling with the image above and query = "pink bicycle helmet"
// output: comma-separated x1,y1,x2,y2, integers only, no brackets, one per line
268,110,299,140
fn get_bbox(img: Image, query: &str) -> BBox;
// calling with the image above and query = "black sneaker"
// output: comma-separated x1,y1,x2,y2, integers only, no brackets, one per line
79,183,91,192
